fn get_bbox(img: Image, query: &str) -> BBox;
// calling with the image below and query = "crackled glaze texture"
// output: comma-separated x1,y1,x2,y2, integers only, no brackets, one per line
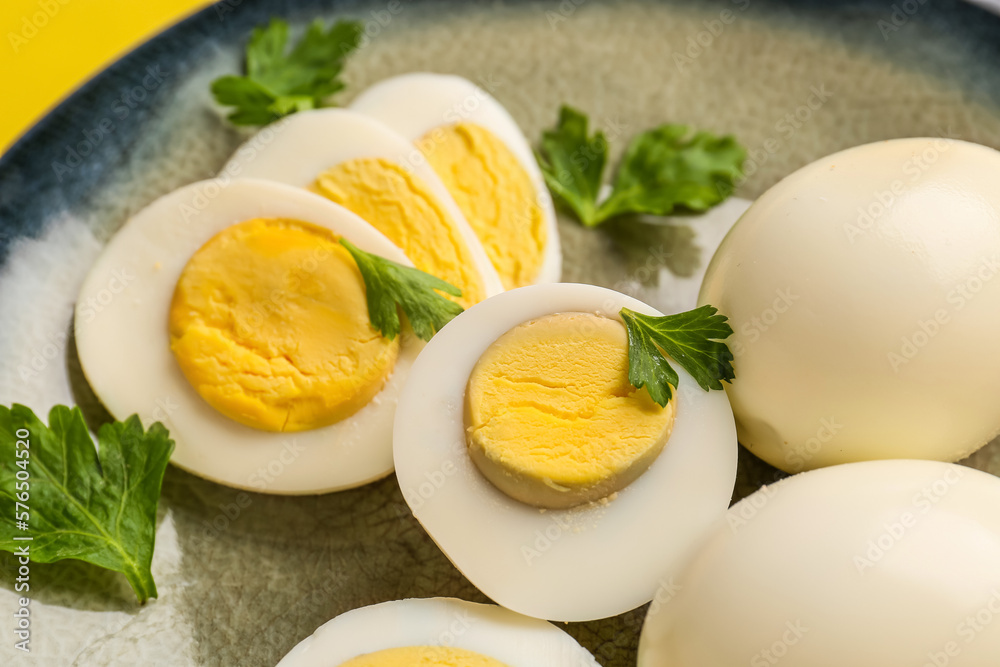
2,0,1000,665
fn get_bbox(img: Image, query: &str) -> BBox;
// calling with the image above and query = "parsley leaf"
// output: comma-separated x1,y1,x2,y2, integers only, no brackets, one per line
537,106,609,226
340,239,464,342
211,18,363,126
0,405,174,603
537,105,746,227
619,305,735,407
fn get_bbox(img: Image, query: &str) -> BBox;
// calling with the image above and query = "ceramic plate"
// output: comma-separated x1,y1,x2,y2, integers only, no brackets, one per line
2,0,1000,664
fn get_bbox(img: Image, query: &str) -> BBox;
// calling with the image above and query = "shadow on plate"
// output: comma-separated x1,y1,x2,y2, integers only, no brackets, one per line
0,549,142,614
601,215,702,283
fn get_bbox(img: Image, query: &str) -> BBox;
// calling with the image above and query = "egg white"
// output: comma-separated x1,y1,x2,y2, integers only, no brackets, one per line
699,138,1000,471
75,178,422,494
276,597,600,667
392,283,738,622
349,72,561,285
219,108,504,298
639,460,1000,666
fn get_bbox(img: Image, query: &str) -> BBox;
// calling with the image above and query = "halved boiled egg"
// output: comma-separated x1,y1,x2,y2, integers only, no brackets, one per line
75,178,421,494
638,460,1000,666
220,108,503,307
275,597,600,667
350,73,561,290
393,283,738,621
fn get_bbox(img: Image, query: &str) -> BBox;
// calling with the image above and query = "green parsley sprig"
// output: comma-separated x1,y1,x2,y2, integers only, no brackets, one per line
537,106,746,227
620,305,736,406
211,18,363,126
0,405,174,603
340,239,464,342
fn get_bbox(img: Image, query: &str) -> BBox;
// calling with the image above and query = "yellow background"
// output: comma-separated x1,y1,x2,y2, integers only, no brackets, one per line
1,0,211,154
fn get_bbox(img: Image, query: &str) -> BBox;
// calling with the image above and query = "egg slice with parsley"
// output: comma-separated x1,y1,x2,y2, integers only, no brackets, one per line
220,108,503,307
350,72,561,290
276,598,600,667
75,178,424,494
393,283,738,621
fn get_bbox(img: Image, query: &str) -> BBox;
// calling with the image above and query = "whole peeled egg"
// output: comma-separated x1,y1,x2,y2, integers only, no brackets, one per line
699,138,1000,472
638,460,1000,667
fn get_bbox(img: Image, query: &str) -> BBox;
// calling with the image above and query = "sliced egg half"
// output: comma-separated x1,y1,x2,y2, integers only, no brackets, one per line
220,108,503,307
393,283,738,621
275,597,600,667
638,460,1000,666
75,178,421,494
350,72,561,289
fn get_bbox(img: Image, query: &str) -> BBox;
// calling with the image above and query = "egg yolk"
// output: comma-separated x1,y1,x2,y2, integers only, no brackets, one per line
338,646,510,667
311,157,486,308
168,218,398,432
418,123,546,290
465,312,675,509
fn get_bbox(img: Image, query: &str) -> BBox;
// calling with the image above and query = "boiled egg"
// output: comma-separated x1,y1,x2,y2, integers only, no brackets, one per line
638,460,1000,666
276,597,600,667
393,283,737,621
75,178,421,494
350,73,561,290
699,137,1000,472
220,108,503,307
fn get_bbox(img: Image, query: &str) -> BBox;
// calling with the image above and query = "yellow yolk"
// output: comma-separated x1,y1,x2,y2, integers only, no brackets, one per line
168,218,398,432
311,157,486,308
418,123,546,290
338,646,510,667
465,312,675,509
